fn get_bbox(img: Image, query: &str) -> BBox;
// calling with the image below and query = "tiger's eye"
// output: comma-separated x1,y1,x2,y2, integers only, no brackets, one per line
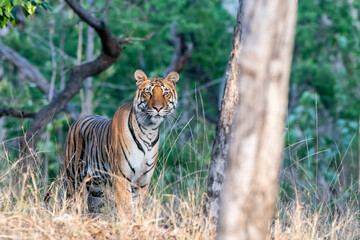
164,91,169,96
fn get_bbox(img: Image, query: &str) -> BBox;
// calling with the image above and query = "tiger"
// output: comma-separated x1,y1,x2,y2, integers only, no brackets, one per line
61,69,179,213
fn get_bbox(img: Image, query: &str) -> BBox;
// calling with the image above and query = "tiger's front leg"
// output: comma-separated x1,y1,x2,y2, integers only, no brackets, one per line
114,177,149,215
114,177,132,215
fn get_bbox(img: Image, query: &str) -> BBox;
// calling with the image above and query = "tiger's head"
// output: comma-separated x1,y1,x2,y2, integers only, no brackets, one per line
133,69,179,127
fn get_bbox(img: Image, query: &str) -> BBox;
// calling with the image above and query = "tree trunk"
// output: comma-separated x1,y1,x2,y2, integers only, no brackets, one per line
216,0,297,239
82,0,95,115
205,0,243,226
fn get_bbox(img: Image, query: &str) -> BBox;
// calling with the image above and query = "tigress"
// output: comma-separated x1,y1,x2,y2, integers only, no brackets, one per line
62,69,179,213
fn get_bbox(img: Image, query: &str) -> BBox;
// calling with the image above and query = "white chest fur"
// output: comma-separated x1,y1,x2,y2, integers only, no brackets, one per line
127,146,158,186
119,110,160,188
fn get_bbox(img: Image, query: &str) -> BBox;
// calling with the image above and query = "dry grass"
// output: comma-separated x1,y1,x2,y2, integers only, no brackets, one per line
0,135,359,239
269,201,360,240
1,169,359,239
0,185,213,239
0,164,213,240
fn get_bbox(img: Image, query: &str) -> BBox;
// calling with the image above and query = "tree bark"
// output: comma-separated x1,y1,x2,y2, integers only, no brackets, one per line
216,0,297,239
205,0,243,226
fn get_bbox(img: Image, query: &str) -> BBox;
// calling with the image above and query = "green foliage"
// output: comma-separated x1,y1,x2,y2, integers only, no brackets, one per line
0,0,359,208
153,117,215,197
282,0,360,205
0,0,51,28
0,0,233,192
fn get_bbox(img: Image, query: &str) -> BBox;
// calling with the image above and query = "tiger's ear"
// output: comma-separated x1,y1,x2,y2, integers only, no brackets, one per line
134,69,148,87
165,71,179,86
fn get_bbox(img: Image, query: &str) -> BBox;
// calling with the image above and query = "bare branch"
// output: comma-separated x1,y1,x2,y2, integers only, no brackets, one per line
118,32,155,45
26,32,77,62
65,0,121,58
64,0,103,31
0,41,51,94
99,82,136,91
162,21,193,77
101,0,112,22
182,77,224,97
0,41,80,119
0,108,36,119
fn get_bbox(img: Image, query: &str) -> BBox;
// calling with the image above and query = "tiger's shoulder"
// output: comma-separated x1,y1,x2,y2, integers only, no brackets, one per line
112,102,132,122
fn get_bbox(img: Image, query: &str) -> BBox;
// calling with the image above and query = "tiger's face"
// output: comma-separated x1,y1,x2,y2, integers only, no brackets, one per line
133,69,179,127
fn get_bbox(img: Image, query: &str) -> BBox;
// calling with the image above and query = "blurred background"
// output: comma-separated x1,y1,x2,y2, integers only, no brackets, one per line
0,0,359,207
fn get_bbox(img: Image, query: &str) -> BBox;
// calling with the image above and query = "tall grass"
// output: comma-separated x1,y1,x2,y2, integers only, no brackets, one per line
0,113,359,239
0,114,215,239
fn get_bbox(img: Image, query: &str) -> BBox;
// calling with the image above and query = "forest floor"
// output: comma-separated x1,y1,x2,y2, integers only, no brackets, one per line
0,187,212,240
0,149,359,239
0,185,359,239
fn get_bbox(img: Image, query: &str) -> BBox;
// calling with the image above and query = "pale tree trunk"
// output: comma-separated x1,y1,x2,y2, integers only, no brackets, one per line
217,0,297,240
76,0,84,66
205,0,243,225
0,65,6,145
82,0,95,115
44,18,57,191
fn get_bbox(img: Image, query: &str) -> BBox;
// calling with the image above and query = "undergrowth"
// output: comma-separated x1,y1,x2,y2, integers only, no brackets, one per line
0,115,359,239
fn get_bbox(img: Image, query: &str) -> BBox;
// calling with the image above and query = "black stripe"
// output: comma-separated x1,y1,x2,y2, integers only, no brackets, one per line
140,137,151,150
81,117,95,136
142,163,156,176
95,120,108,175
90,120,103,175
106,121,112,158
146,161,155,167
139,125,146,135
130,185,138,193
119,169,132,182
120,142,135,174
84,120,96,142
91,121,102,174
76,145,86,178
89,142,97,174
151,133,159,147
128,108,145,154
134,113,159,149
132,194,139,199
101,121,111,163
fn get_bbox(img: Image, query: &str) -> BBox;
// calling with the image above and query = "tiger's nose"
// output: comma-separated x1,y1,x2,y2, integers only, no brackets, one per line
153,104,163,112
